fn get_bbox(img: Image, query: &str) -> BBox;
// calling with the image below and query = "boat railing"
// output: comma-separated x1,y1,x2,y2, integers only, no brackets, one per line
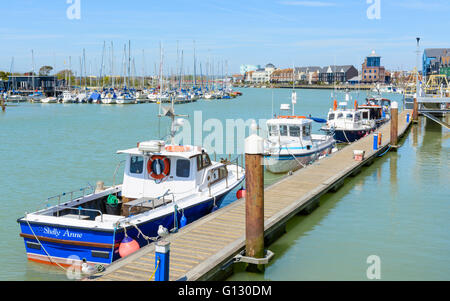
53,205,103,221
41,185,95,214
127,189,174,215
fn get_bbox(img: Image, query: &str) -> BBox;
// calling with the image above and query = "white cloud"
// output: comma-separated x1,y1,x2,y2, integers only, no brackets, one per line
279,1,337,7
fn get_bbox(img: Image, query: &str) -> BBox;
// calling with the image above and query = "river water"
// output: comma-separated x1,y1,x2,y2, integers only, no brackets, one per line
0,88,448,280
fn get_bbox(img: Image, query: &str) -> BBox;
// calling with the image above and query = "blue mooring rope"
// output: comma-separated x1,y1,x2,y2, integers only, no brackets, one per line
377,145,392,157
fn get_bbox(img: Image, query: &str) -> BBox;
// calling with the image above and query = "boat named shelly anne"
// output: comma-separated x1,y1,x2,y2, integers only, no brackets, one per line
17,105,245,269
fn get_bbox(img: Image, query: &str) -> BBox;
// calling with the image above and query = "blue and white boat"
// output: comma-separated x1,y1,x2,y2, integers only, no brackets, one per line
264,91,336,174
17,106,245,269
322,92,390,143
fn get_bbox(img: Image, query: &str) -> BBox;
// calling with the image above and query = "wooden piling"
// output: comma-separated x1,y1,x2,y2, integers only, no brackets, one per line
413,98,418,123
1,94,5,112
390,101,399,148
244,134,265,268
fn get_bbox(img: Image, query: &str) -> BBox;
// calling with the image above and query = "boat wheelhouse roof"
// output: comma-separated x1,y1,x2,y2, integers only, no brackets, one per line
268,117,313,126
117,144,204,159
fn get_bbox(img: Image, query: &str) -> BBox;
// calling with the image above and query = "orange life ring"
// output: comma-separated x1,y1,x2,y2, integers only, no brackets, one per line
147,155,170,180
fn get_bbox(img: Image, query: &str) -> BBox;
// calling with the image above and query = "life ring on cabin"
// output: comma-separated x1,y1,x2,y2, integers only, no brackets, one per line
147,155,171,180
165,145,191,152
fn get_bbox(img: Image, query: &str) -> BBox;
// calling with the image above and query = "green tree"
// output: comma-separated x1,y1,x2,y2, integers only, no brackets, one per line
39,66,53,76
0,71,10,81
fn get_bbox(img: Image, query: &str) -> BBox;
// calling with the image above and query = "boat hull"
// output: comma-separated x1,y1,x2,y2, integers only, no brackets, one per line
18,190,234,267
264,144,334,174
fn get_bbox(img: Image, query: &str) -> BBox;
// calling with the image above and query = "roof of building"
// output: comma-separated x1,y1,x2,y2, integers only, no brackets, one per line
424,48,450,59
368,50,380,57
320,65,355,73
295,66,321,73
265,63,275,69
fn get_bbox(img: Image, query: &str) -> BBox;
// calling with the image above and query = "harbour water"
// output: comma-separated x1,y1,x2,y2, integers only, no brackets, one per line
1,88,448,280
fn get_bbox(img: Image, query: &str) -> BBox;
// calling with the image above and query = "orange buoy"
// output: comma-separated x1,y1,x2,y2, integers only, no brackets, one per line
236,188,246,199
118,236,140,258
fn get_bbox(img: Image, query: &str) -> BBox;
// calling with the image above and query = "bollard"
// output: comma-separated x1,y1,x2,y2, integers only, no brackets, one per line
1,94,5,112
244,134,265,266
155,241,170,281
413,98,418,122
373,133,378,150
390,101,399,147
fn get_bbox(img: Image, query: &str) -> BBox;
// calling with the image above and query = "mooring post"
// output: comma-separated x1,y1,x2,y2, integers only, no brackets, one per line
413,97,418,123
1,93,5,112
390,101,399,148
155,241,170,281
244,134,265,270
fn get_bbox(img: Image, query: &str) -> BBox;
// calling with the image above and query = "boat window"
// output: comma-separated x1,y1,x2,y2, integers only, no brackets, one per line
328,113,335,120
354,113,361,122
130,156,144,174
280,125,288,136
302,125,311,137
346,113,353,120
337,113,344,119
289,126,301,137
362,111,369,119
176,159,190,178
208,166,228,185
197,153,212,171
269,125,279,136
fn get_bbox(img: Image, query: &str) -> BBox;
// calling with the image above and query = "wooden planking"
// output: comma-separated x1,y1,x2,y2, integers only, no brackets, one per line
93,110,412,282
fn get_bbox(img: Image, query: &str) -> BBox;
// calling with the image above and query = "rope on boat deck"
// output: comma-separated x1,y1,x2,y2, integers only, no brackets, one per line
25,216,68,272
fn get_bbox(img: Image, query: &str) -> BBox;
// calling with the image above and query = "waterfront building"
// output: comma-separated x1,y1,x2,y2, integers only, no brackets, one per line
231,74,244,83
295,66,321,84
423,48,450,78
361,50,385,83
319,65,358,84
270,68,294,83
250,63,276,84
8,75,60,94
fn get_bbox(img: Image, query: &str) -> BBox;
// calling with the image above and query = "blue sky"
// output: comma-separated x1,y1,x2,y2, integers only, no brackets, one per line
1,0,449,74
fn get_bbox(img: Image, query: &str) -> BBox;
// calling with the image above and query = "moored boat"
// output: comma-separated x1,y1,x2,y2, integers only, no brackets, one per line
17,105,244,269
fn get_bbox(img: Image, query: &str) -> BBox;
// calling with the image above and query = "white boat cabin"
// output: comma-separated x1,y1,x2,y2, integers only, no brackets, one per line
118,140,231,200
267,117,314,149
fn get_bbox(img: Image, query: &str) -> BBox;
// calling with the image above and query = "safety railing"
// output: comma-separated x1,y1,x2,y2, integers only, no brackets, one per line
127,189,174,215
42,185,95,215
53,205,104,222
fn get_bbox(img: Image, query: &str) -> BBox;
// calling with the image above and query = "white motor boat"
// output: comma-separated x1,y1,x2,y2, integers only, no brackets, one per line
17,104,244,268
264,92,336,174
41,97,58,103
